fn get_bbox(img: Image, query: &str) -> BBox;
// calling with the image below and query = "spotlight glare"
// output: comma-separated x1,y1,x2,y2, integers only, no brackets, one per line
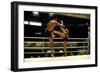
30,21,41,26
49,13,54,16
33,11,39,16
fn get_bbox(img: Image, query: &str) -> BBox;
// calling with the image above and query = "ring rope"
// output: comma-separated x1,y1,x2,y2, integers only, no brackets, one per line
24,37,88,40
24,41,88,43
24,46,88,49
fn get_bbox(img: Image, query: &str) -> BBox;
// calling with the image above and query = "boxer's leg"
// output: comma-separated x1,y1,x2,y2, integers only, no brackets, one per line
51,31,55,38
48,36,54,57
60,27,68,56
54,31,65,38
64,37,67,56
54,31,68,56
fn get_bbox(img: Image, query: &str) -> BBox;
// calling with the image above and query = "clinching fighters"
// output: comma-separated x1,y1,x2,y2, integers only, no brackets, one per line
45,16,69,57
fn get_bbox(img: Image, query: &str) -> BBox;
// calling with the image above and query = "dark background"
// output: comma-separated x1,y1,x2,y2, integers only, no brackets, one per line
24,11,90,38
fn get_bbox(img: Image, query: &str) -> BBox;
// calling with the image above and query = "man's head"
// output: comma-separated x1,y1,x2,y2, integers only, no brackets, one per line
52,15,58,21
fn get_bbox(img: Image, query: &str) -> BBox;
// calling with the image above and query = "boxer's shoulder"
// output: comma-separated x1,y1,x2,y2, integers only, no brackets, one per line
50,20,57,23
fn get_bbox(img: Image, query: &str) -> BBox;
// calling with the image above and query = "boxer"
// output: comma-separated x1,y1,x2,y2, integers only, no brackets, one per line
46,17,69,57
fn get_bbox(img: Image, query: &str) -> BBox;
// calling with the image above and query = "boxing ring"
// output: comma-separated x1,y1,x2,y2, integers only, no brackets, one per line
24,37,90,61
24,55,90,62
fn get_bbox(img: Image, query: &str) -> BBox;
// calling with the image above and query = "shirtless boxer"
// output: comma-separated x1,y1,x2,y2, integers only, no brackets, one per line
46,17,69,57
45,16,60,57
53,20,69,56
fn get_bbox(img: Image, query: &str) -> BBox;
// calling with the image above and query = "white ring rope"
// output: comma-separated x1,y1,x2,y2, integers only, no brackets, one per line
24,37,88,40
24,46,88,49
24,37,89,50
24,41,88,43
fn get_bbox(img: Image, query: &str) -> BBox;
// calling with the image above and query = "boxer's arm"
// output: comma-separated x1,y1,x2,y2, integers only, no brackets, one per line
56,22,61,26
66,28,69,33
52,20,60,26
